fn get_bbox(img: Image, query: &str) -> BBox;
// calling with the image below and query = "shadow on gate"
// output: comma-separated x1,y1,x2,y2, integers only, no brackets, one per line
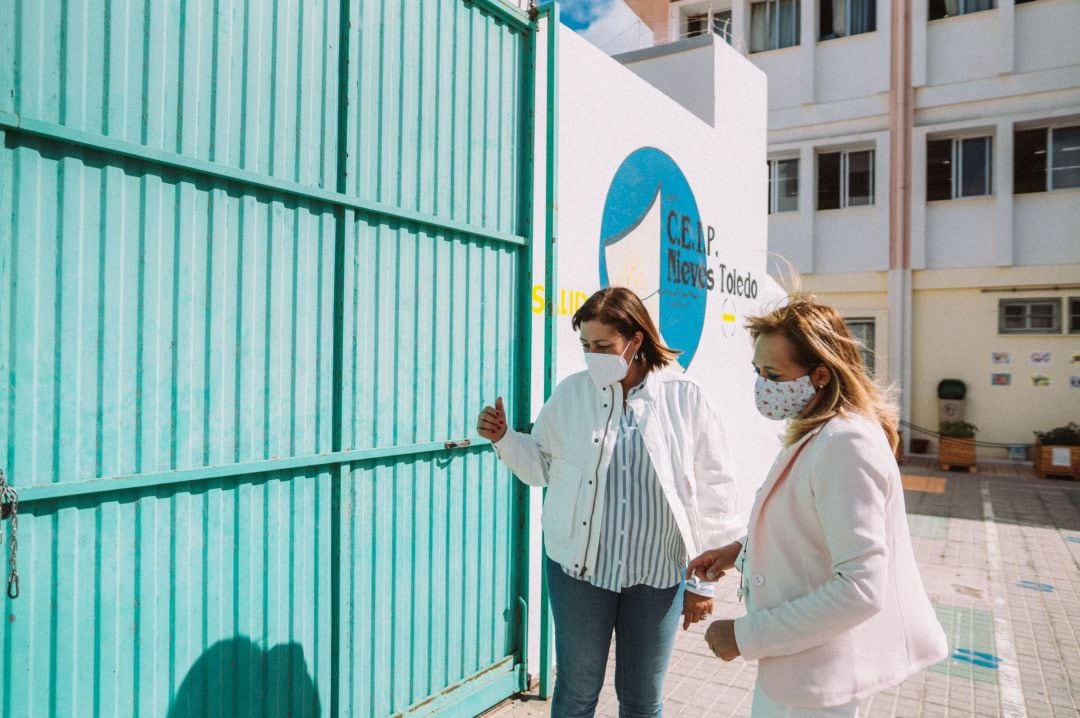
168,636,321,718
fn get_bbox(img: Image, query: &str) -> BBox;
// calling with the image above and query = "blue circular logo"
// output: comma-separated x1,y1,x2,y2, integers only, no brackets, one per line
599,147,709,370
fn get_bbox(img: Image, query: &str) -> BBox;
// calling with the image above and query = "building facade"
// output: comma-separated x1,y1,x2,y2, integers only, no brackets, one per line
616,0,1080,457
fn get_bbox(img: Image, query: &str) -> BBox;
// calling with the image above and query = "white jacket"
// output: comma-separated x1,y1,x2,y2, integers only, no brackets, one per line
493,368,741,595
733,413,948,708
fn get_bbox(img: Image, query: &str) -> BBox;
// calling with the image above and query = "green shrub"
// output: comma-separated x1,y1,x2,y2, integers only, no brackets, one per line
939,421,978,439
1034,422,1080,447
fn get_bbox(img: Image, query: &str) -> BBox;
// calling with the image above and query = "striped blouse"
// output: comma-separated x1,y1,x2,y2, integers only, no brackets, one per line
565,388,687,593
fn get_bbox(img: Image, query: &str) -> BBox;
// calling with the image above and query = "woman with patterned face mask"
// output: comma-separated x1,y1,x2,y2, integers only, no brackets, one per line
476,286,741,718
687,295,947,717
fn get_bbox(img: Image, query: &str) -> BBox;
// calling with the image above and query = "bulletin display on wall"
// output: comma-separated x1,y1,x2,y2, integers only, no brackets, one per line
1071,352,1080,366
991,373,1011,386
1070,376,1080,389
1031,375,1052,387
1030,352,1052,365
991,352,1011,365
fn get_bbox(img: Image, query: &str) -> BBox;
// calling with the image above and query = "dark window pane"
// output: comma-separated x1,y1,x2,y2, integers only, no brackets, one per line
818,152,841,209
687,14,706,37
820,0,838,39
1051,125,1080,190
1070,298,1080,332
960,137,991,197
750,2,769,51
1014,128,1047,194
767,160,774,214
929,0,948,20
927,139,953,201
778,0,800,48
715,11,733,43
777,159,799,212
847,150,873,206
856,0,876,33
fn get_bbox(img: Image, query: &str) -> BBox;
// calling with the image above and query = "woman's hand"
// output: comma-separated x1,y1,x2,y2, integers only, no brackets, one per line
705,619,740,661
477,397,508,443
682,592,714,630
686,541,743,581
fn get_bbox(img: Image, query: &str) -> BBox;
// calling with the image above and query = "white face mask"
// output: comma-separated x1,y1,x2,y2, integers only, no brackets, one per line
754,373,818,420
584,341,635,389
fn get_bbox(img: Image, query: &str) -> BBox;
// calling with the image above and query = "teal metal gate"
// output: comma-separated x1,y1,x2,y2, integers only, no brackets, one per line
0,1,545,715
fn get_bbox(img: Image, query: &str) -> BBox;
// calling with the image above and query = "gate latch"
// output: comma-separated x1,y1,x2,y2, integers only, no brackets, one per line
444,439,472,450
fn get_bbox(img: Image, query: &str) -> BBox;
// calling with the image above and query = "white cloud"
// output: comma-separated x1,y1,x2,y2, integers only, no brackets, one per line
560,0,617,29
578,1,652,55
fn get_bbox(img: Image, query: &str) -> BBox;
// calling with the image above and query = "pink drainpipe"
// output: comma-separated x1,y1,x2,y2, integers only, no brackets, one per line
889,0,912,271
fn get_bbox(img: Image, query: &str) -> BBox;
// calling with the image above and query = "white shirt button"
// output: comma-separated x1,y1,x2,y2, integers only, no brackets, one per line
751,574,766,587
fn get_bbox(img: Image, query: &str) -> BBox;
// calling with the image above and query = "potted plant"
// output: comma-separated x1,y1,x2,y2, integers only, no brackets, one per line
1032,422,1080,480
938,420,978,472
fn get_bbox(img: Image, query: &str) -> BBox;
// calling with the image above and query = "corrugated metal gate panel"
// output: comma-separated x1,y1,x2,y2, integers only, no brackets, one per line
7,470,332,717
1,0,536,716
3,0,340,189
347,452,517,716
2,137,338,486
0,134,336,717
341,219,523,714
342,222,519,450
350,0,521,234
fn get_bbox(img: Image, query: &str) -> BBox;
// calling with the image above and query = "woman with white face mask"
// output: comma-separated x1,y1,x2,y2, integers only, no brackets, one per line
476,287,740,718
687,296,947,717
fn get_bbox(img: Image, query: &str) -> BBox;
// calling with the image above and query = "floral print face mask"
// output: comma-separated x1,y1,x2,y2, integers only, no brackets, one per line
754,373,818,420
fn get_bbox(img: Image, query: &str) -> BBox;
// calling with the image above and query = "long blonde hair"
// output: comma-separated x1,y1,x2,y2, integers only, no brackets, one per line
747,295,898,449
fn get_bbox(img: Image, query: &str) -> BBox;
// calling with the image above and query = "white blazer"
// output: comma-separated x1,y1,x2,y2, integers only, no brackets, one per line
733,413,948,708
493,369,741,591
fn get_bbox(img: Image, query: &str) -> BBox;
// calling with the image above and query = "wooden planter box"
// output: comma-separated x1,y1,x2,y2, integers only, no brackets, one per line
1033,443,1080,480
938,437,976,472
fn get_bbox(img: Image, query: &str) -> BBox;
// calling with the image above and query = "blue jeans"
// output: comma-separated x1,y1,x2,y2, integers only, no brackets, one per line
546,557,684,718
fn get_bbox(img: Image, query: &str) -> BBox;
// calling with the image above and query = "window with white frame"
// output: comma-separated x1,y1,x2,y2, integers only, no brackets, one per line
844,319,876,375
1070,298,1080,334
998,299,1061,334
929,0,995,20
1015,124,1080,194
817,149,874,209
926,136,992,201
820,0,876,39
750,0,800,52
768,158,799,214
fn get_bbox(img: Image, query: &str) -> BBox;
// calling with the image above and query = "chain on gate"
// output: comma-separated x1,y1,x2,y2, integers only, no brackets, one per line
0,469,18,598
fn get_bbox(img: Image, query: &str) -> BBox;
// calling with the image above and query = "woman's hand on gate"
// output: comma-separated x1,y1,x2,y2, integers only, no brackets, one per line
477,397,508,443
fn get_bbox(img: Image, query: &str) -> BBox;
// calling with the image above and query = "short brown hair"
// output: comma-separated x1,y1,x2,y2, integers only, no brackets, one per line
572,287,680,373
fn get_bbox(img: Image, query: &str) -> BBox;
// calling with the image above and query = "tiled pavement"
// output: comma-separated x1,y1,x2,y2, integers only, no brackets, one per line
486,457,1080,717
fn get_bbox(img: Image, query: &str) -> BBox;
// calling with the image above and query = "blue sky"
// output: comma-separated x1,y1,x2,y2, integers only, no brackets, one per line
560,0,612,30
558,0,651,54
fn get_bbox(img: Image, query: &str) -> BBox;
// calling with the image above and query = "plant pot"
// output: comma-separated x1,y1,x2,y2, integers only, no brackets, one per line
1033,443,1080,480
938,437,976,472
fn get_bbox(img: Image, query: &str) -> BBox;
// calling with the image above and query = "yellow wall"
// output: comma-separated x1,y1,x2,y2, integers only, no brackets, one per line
912,278,1079,459
802,266,1080,460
